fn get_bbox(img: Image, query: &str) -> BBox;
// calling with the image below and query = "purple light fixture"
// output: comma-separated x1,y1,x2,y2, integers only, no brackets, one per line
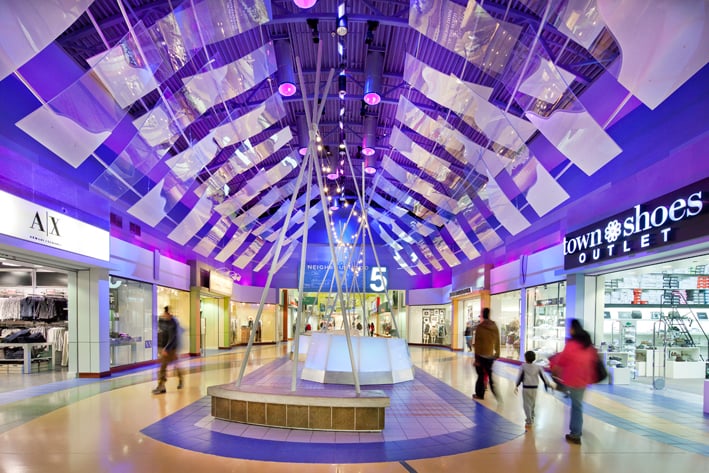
296,115,309,156
364,155,377,174
326,146,339,180
293,0,317,8
274,40,296,97
362,115,376,156
363,51,383,106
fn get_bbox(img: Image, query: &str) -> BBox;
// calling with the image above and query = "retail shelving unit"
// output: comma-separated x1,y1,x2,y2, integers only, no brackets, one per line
603,270,709,379
530,298,565,360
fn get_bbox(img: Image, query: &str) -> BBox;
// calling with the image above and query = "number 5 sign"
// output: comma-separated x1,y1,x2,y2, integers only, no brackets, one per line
368,267,388,292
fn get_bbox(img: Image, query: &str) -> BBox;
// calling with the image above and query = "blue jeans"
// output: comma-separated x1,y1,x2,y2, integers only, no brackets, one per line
567,387,586,437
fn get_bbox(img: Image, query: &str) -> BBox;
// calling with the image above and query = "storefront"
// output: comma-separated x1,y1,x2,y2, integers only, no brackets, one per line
108,276,152,367
451,288,488,351
564,177,709,381
490,289,522,358
109,239,191,370
193,266,232,351
489,247,566,362
0,256,71,373
525,282,566,362
0,189,110,377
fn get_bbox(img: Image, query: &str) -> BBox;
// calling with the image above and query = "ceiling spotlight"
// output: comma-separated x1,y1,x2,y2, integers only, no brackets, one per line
274,39,296,97
363,51,383,106
338,73,347,99
293,0,317,8
296,114,308,155
364,155,377,174
362,115,376,156
307,18,320,44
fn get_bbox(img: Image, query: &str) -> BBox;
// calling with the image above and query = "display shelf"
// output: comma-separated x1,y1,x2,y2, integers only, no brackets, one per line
599,351,631,384
530,295,566,359
635,349,662,376
666,361,705,378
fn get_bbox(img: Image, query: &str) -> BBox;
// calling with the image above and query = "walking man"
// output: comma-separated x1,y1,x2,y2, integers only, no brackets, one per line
152,306,183,394
472,307,500,401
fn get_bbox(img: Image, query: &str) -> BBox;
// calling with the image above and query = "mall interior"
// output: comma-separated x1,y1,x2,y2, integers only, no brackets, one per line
0,1,707,472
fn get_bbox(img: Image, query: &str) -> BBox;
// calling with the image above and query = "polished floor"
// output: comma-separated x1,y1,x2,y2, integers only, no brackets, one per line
0,344,707,472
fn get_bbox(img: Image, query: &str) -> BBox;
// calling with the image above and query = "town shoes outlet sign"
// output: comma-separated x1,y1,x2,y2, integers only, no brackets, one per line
563,178,709,270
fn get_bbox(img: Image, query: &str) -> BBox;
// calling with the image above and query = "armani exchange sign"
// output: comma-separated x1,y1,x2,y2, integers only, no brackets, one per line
563,178,709,270
0,190,110,261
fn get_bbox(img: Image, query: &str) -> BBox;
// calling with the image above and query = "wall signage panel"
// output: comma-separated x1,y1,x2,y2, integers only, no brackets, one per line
564,178,709,269
302,262,388,293
0,190,109,261
209,270,233,296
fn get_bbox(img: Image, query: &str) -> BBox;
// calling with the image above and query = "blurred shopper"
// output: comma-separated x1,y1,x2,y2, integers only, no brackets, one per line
472,308,500,401
152,306,183,394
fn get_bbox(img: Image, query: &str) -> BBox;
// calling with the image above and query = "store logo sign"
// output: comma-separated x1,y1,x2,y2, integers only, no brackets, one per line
0,190,109,261
30,211,61,237
302,262,388,293
564,181,708,270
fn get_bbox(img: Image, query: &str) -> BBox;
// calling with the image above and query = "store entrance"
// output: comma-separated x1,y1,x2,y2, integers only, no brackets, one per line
599,254,709,387
0,255,71,377
200,295,225,350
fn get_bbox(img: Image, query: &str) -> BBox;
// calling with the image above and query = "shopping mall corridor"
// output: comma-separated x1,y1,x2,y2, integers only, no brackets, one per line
0,344,707,472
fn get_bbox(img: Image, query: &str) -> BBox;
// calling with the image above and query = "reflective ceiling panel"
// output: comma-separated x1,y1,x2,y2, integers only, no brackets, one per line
1,0,704,276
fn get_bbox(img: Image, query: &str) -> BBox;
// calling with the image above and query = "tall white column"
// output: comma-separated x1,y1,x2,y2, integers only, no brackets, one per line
74,267,110,376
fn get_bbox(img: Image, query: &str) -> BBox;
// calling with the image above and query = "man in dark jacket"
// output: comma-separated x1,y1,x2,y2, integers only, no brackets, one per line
472,307,500,401
152,306,183,394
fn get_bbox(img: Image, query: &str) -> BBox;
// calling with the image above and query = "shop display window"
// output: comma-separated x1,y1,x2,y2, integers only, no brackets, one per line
409,305,451,345
526,282,566,361
156,286,190,354
233,302,277,344
601,255,709,379
490,290,521,359
0,263,70,371
109,276,153,367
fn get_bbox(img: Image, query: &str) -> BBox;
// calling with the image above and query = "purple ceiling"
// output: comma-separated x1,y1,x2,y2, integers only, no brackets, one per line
0,0,707,284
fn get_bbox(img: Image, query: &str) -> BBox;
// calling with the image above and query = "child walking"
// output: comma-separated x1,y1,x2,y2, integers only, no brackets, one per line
515,350,552,428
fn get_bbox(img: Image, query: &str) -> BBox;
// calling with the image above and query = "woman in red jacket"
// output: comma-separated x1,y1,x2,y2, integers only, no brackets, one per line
550,318,597,445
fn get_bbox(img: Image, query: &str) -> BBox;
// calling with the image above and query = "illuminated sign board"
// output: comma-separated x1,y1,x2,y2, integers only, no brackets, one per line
0,190,109,261
209,270,233,296
302,262,388,293
563,178,709,269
